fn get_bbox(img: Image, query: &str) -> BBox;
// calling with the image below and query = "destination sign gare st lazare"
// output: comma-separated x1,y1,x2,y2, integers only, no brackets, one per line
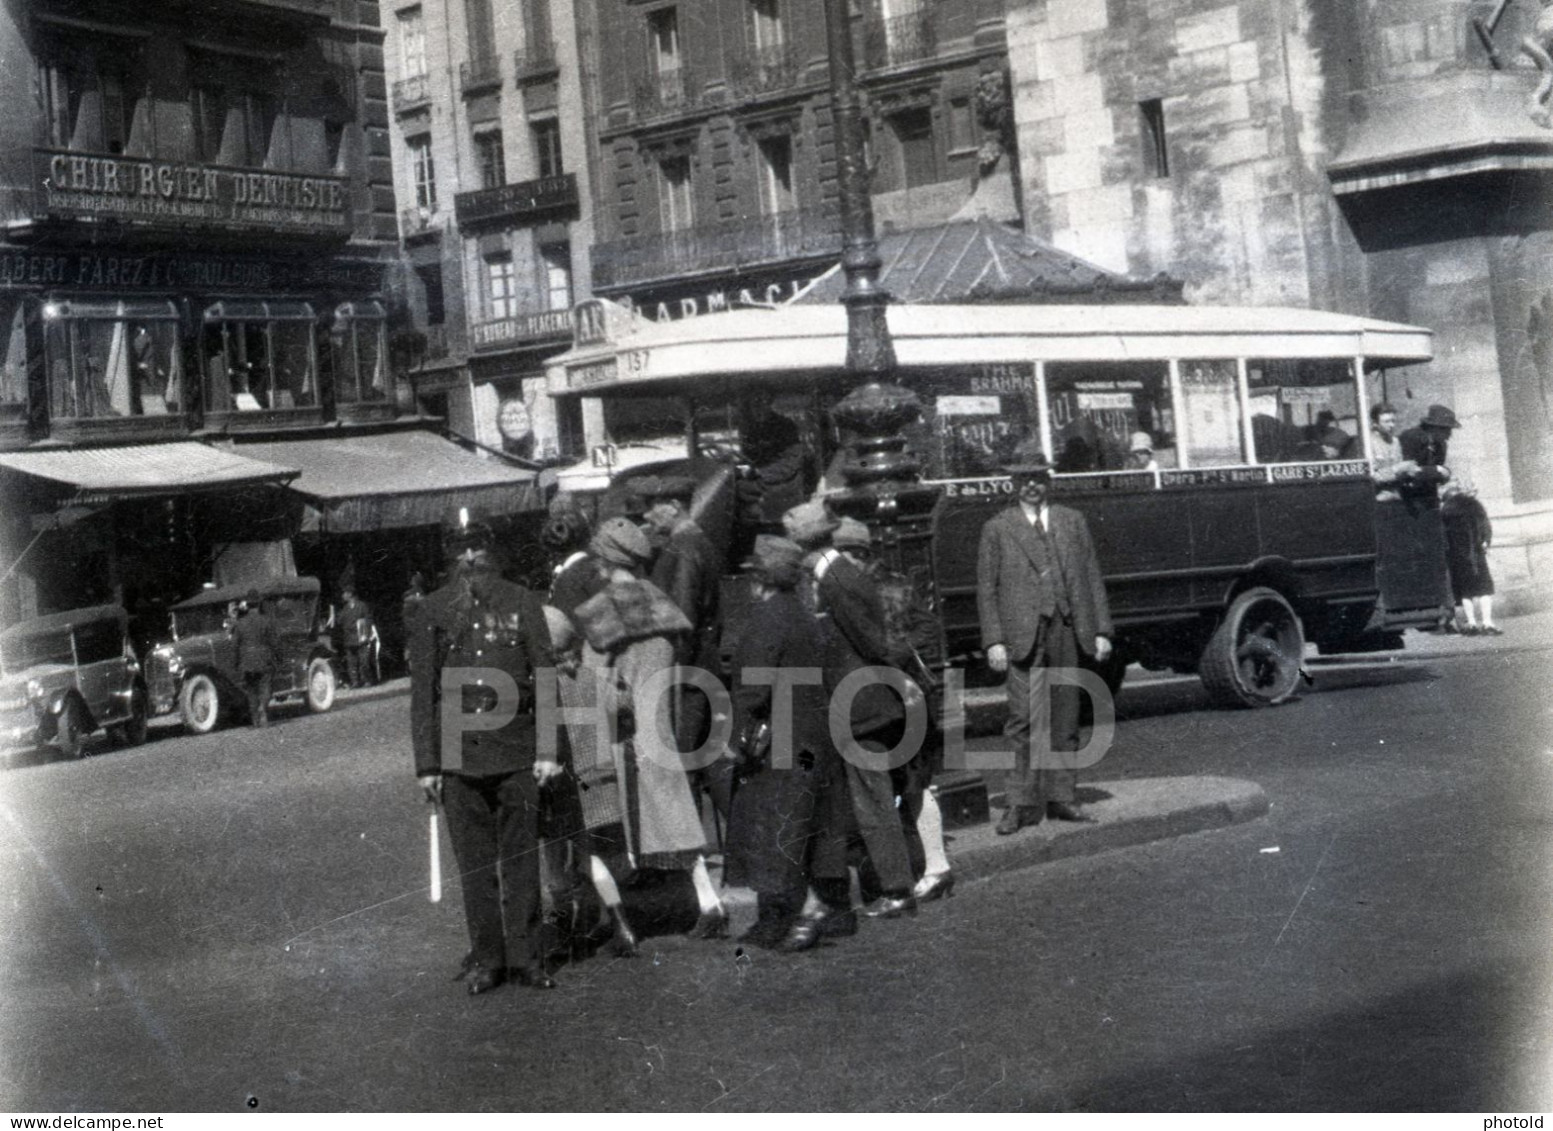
35,150,349,234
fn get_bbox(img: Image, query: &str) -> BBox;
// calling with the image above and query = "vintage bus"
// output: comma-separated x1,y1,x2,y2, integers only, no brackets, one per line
546,299,1450,708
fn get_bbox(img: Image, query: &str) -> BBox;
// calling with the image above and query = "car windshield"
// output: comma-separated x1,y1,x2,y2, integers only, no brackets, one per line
173,605,233,639
0,628,74,674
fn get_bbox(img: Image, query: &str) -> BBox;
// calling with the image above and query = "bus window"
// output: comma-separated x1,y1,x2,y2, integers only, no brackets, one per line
1045,362,1175,473
1247,358,1359,462
1177,359,1244,468
903,364,1041,480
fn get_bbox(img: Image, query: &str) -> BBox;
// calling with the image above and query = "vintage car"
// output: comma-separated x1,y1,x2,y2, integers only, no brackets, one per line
0,605,148,759
145,577,338,734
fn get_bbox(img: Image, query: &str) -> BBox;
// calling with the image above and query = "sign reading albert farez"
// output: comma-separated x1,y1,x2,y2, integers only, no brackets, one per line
35,149,351,236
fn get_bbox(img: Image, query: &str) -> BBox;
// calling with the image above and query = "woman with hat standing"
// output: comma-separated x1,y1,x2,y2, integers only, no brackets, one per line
1441,477,1500,635
571,517,727,951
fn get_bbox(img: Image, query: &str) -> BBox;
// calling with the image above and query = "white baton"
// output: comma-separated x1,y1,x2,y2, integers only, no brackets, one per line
429,810,442,904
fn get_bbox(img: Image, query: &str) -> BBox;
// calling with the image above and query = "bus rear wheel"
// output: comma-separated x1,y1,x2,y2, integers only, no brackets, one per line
1200,587,1304,708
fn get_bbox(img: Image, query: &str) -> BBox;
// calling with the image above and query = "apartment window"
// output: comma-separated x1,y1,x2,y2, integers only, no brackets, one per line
658,154,693,232
540,244,573,312
757,134,794,215
44,301,184,421
750,0,783,48
486,253,517,319
399,6,428,78
888,105,937,189
409,134,437,211
474,128,506,189
466,0,497,58
44,60,139,155
415,264,447,326
1140,98,1169,178
648,8,681,77
531,118,563,179
947,97,975,154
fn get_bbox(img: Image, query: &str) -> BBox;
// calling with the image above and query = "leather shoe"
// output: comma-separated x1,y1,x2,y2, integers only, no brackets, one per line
913,871,955,902
688,906,730,940
863,894,918,919
777,915,825,952
451,951,476,982
464,963,506,996
817,908,858,937
1047,799,1093,823
511,965,557,990
995,806,1040,835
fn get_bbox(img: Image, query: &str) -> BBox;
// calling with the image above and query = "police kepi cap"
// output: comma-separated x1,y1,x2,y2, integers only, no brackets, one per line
1002,438,1055,477
442,505,496,551
1421,404,1460,429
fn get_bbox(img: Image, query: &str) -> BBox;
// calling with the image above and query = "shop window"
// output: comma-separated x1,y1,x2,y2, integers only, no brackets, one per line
201,302,316,415
474,127,506,189
887,105,937,190
1247,358,1360,463
409,134,437,211
330,302,388,405
0,299,27,409
486,253,517,319
1177,359,1245,468
540,244,572,311
1044,362,1176,473
43,300,183,421
531,118,563,179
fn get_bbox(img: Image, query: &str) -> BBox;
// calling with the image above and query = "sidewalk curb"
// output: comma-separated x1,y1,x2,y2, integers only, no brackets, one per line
948,775,1270,887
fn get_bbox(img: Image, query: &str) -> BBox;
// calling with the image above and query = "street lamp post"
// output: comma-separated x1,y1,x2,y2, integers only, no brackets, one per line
822,0,935,527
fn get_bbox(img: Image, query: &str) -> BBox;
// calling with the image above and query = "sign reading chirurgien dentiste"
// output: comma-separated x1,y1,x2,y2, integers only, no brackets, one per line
33,149,351,235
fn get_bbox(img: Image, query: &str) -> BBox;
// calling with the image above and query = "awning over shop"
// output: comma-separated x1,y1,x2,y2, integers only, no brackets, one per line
0,442,299,503
236,429,541,533
794,218,1182,305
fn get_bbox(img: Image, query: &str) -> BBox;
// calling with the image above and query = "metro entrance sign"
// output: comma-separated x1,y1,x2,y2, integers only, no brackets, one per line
33,149,351,236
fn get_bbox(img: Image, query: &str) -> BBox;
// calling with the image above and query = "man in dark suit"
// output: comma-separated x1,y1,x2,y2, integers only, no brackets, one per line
783,500,918,933
410,510,563,996
231,590,279,728
1400,403,1460,484
978,440,1113,834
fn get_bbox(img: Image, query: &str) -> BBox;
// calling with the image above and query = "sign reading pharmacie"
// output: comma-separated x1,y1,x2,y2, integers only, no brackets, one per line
34,149,351,236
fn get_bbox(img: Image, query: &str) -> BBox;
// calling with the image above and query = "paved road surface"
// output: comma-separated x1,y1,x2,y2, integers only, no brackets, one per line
1,636,1549,1111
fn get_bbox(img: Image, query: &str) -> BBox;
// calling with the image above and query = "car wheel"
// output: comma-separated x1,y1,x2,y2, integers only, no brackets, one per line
56,699,87,759
305,657,337,714
115,685,149,747
179,673,221,735
1200,586,1305,708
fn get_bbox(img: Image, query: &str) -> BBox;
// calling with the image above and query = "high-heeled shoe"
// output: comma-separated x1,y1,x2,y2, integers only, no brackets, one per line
913,871,956,902
862,893,918,919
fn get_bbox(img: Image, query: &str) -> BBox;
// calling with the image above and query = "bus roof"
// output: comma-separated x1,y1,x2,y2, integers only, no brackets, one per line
548,302,1434,398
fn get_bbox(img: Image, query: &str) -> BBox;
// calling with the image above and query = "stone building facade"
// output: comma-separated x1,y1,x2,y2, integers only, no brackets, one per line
384,0,597,460
1006,0,1553,606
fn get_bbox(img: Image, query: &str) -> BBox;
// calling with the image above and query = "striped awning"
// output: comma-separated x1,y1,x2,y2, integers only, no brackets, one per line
0,442,298,503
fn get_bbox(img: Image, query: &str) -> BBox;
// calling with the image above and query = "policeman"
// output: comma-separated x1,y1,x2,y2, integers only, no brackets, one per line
410,508,563,995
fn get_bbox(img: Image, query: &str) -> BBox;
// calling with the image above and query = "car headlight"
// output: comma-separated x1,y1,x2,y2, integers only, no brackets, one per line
25,679,42,702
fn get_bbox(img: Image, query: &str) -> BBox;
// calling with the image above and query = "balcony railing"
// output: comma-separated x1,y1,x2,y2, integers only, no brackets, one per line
730,42,801,97
470,308,574,353
455,172,578,228
514,39,558,78
400,206,442,237
460,55,503,94
863,4,937,69
632,65,699,120
392,73,431,112
592,209,842,290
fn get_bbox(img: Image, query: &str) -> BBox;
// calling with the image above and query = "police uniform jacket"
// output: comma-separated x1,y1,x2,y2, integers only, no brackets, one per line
410,567,556,779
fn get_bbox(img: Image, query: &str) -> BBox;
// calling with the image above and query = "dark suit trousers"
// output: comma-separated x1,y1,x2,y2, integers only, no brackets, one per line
811,722,915,895
443,772,541,970
1004,616,1082,809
